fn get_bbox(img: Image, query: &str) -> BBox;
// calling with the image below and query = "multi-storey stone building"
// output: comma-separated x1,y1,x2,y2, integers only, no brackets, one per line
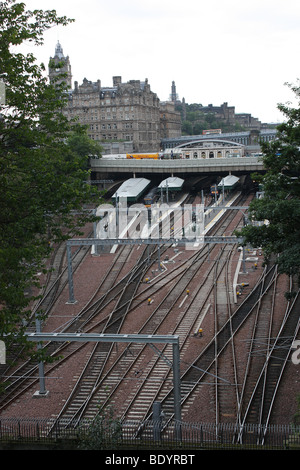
48,42,181,153
160,101,182,140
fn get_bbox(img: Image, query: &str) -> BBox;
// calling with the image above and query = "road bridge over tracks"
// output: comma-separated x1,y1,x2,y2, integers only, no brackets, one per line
90,155,264,179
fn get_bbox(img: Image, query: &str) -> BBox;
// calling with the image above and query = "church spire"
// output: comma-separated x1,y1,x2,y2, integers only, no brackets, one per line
54,41,64,59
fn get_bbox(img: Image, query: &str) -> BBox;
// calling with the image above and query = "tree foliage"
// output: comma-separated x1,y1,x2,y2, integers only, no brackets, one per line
66,124,103,164
176,102,245,135
0,1,100,357
237,81,300,280
78,406,122,450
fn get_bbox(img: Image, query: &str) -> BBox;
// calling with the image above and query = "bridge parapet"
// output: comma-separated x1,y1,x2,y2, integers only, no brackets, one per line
90,156,264,175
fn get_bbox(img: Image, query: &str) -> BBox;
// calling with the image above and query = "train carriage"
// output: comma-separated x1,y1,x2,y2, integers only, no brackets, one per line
144,187,158,207
126,153,159,160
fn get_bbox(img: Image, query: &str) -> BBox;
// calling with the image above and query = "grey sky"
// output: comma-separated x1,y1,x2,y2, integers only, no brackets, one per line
19,0,300,123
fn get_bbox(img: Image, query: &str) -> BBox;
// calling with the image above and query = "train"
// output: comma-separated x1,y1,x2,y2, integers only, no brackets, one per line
100,152,178,160
143,187,159,207
126,153,159,160
210,184,219,195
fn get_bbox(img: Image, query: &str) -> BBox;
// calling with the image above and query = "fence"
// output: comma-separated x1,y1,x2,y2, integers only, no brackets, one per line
0,417,299,450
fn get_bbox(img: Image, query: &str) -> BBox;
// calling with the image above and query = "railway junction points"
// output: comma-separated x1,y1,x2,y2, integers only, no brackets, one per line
0,153,299,449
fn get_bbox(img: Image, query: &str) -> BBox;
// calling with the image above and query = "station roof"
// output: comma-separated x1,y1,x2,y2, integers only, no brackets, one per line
158,177,184,191
217,175,239,189
112,178,150,200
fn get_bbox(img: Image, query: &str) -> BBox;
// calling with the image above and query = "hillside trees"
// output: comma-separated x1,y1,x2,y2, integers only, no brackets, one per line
0,1,101,359
237,81,300,282
176,102,245,135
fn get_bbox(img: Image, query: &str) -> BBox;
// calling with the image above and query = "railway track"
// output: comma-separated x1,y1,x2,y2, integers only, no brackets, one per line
235,280,300,445
0,198,186,412
41,191,249,429
130,260,299,444
0,238,92,405
46,242,229,428
134,263,277,437
45,243,164,430
235,265,279,429
4,189,296,440
0,242,155,410
8,195,224,426
31,234,94,323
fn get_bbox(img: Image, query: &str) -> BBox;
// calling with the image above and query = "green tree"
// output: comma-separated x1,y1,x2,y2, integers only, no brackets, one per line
177,102,245,136
237,81,300,280
66,124,103,168
78,405,122,450
182,120,193,135
0,1,98,358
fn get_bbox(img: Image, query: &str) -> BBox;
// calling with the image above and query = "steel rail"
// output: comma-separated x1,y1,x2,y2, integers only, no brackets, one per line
145,264,277,434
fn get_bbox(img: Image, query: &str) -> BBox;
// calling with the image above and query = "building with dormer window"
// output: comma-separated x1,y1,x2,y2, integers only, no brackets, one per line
48,43,181,153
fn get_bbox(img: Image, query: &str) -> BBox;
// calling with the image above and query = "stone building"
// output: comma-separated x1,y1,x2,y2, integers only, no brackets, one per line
201,102,236,125
234,113,262,130
160,101,182,140
48,43,181,153
199,102,262,131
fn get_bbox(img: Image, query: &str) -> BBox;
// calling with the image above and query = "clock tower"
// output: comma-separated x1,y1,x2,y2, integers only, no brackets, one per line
48,41,72,89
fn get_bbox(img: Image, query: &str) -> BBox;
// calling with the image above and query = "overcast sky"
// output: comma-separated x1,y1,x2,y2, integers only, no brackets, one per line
18,0,300,123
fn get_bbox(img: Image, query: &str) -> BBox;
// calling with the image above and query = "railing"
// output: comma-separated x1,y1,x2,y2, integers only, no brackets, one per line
0,418,299,450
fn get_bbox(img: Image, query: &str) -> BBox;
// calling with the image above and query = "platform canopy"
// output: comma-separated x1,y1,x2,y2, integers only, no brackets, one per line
217,175,239,190
158,177,184,192
112,177,150,202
